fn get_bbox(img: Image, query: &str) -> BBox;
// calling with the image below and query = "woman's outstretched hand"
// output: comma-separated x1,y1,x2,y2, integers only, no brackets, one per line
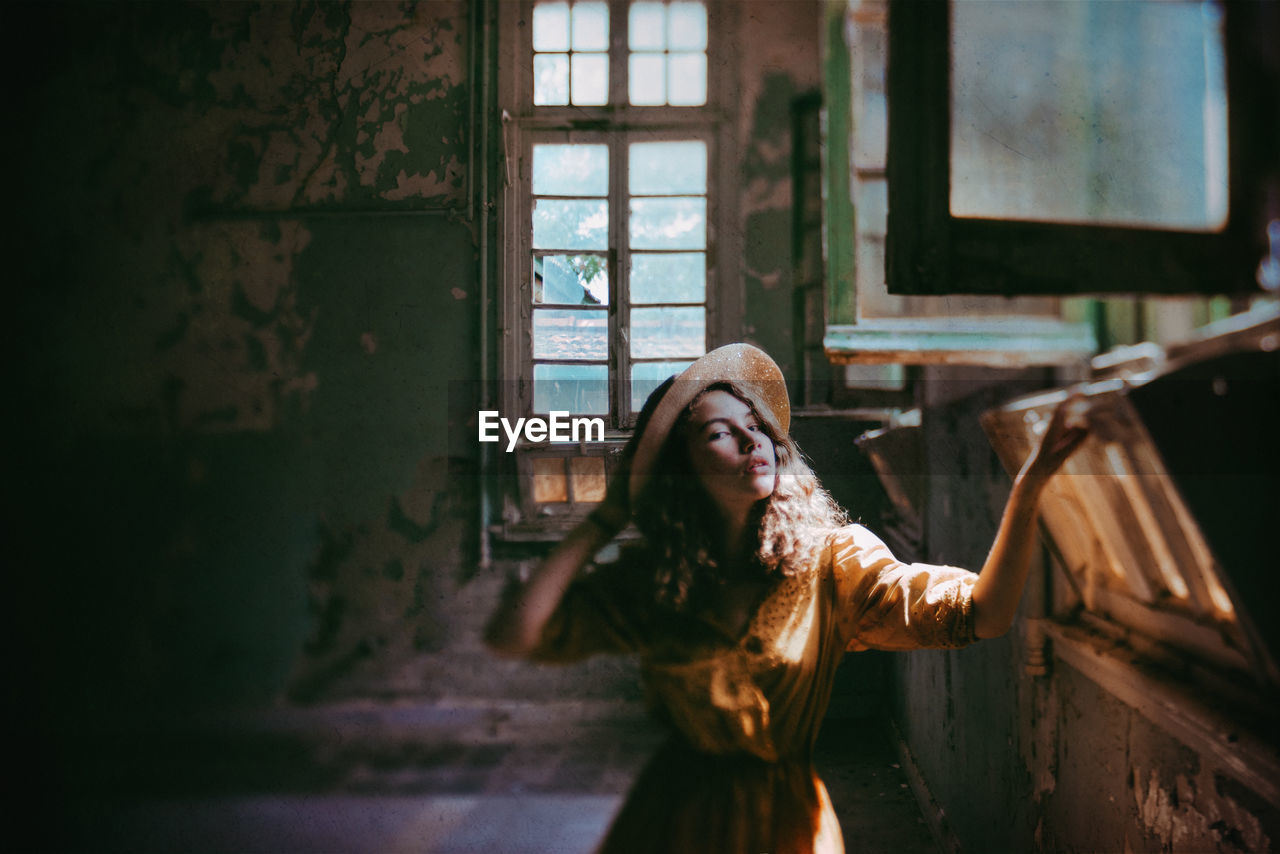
1022,393,1090,486
973,392,1091,639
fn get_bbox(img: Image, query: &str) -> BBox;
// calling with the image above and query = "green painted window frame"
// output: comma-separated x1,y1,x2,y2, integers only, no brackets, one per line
821,0,1096,367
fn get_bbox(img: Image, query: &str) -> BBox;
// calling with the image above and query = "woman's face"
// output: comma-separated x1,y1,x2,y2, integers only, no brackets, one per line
683,389,778,515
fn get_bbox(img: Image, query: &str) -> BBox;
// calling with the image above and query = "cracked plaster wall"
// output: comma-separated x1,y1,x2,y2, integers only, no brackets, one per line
736,1,822,379
13,1,482,727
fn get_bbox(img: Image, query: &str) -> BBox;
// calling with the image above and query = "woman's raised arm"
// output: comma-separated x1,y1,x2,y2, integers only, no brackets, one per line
484,460,632,658
971,394,1089,638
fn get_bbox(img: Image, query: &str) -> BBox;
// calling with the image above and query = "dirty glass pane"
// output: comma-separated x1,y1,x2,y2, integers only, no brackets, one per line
629,53,666,105
668,2,707,50
533,2,570,52
533,199,609,250
630,252,704,304
572,2,609,50
667,53,706,106
533,363,608,414
950,0,1228,230
534,54,569,105
630,197,705,249
533,308,607,359
533,144,608,196
630,307,705,358
532,456,569,503
569,456,607,502
571,53,608,105
534,254,609,305
629,141,706,196
631,360,694,411
630,2,666,50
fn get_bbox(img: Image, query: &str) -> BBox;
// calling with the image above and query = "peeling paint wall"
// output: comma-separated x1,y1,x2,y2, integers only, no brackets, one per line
1038,665,1275,853
736,1,822,380
13,1,481,726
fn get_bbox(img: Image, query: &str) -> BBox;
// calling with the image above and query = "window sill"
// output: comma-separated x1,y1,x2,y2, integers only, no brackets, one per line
824,318,1095,367
490,521,642,545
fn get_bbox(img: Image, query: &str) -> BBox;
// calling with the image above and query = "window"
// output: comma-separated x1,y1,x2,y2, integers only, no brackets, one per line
528,135,710,417
822,0,1096,367
884,0,1272,296
980,305,1280,688
499,0,730,529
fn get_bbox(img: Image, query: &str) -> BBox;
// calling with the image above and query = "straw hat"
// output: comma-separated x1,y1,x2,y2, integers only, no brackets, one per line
628,343,790,504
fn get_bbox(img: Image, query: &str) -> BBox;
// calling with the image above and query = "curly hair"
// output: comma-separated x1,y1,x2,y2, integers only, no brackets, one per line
631,381,847,610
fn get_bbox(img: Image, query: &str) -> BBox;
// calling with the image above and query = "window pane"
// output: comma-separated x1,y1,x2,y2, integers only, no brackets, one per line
572,1,609,50
569,456,607,502
532,456,568,503
533,308,607,360
533,144,608,196
629,141,706,195
629,53,666,105
629,2,666,50
667,2,707,50
533,54,569,105
950,0,1228,230
535,254,609,305
571,53,609,105
533,2,570,52
631,360,694,411
533,198,609,249
534,363,608,414
667,53,706,106
630,252,704,303
630,197,706,249
630,307,705,358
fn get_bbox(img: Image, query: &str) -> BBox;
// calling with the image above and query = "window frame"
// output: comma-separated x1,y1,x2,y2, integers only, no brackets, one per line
497,0,739,532
884,0,1270,297
822,0,1097,367
516,125,719,426
979,307,1280,690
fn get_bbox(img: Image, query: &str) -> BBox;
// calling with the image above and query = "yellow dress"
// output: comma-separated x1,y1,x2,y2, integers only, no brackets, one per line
532,524,979,854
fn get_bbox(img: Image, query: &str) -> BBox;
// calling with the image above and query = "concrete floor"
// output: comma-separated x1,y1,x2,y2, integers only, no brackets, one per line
47,701,938,854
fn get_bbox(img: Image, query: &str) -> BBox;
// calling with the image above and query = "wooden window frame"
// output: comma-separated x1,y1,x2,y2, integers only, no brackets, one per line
496,0,740,534
884,0,1272,297
980,306,1280,690
822,0,1097,367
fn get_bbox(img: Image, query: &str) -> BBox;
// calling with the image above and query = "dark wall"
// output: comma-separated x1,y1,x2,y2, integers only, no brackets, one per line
12,1,480,729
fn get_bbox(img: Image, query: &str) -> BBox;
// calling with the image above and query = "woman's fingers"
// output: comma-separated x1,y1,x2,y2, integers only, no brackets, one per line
1033,393,1091,474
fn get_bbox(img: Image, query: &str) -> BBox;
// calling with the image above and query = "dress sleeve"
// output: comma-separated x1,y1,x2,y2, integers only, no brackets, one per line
527,552,649,663
830,524,978,652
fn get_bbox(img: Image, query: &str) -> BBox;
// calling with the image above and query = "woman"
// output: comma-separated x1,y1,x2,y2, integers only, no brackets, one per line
486,343,1087,853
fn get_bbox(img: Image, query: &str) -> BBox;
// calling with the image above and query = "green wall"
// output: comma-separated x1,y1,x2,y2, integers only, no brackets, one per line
13,1,480,723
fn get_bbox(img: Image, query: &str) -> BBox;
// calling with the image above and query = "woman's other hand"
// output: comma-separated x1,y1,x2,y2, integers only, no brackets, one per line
589,449,632,535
